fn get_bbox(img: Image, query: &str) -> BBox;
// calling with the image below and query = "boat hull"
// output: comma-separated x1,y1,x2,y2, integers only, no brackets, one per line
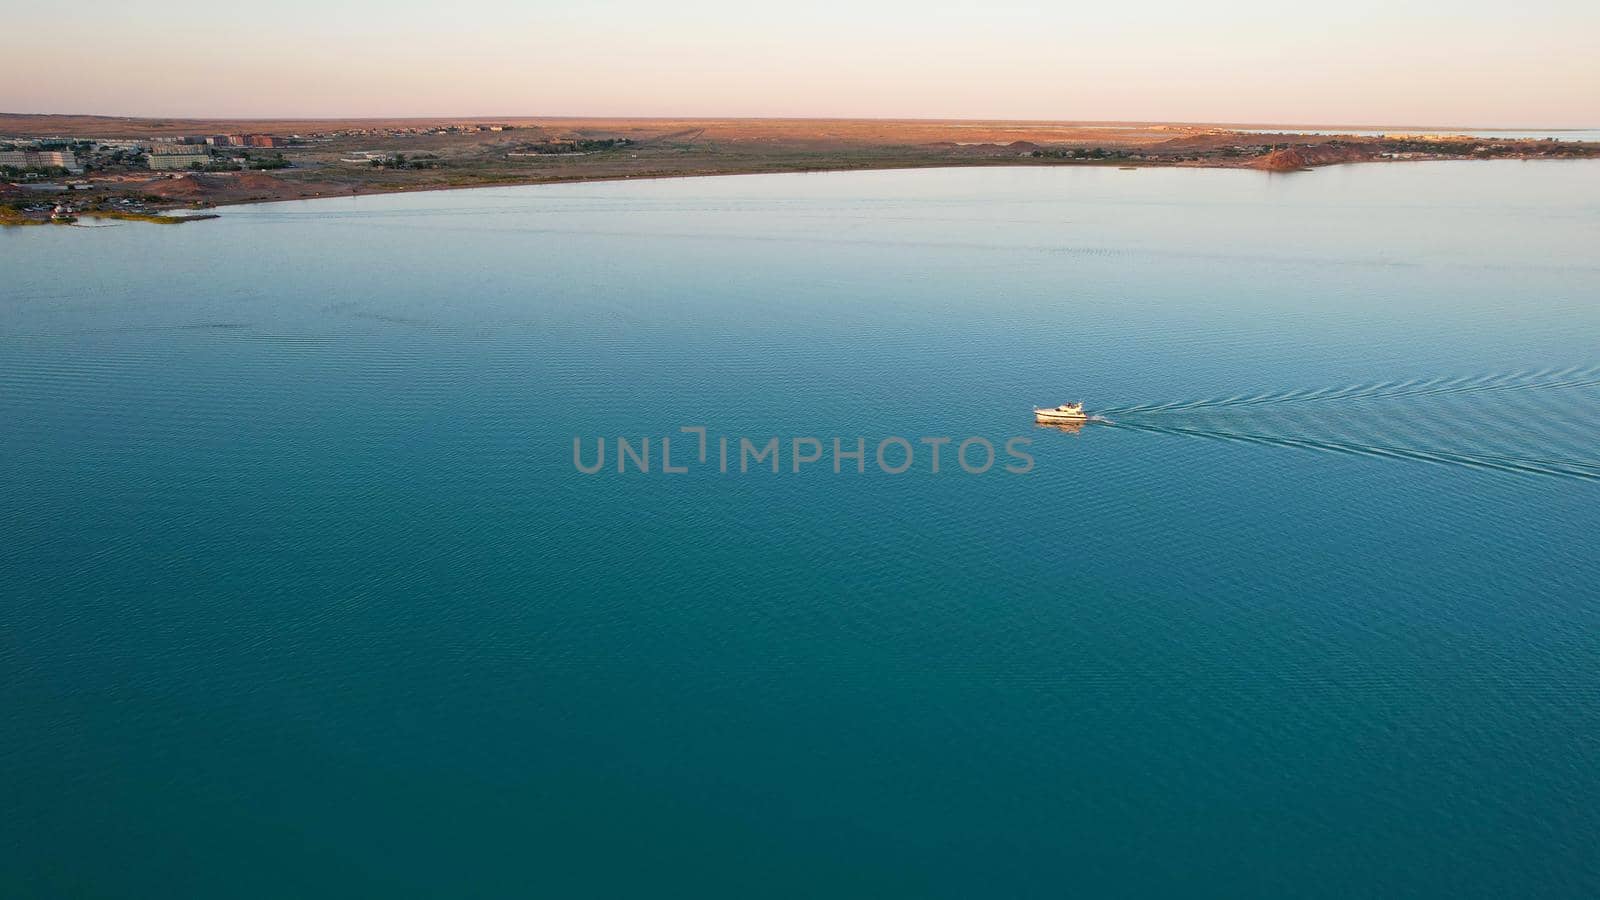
1034,410,1088,424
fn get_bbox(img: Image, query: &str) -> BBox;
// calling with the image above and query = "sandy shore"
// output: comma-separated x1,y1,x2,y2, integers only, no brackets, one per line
6,115,1597,220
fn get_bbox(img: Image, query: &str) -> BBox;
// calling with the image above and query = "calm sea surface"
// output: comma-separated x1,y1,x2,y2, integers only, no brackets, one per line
4,162,1599,897
1240,127,1600,142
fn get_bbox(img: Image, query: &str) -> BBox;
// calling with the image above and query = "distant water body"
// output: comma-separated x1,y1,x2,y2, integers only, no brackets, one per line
1239,127,1600,142
4,162,1599,898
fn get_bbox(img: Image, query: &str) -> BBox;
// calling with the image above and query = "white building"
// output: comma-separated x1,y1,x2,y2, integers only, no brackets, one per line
0,149,83,173
147,145,210,171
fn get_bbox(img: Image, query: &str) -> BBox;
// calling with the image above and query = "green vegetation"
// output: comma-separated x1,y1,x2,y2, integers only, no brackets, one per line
80,210,215,225
0,205,70,226
1029,147,1126,160
1,196,217,226
368,152,443,170
1,165,72,178
171,153,289,172
512,138,633,155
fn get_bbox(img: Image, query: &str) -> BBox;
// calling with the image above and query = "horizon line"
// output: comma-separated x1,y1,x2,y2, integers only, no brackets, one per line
2,110,1595,133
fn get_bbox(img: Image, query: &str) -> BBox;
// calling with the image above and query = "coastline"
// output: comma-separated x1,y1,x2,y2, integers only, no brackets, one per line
50,154,1600,221
193,153,1600,211
6,114,1598,223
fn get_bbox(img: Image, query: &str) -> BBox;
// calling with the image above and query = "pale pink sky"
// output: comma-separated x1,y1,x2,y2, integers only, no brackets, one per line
6,0,1598,126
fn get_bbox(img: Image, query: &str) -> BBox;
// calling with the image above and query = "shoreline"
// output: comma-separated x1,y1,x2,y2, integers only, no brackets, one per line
197,157,1196,208
193,154,1592,211
7,114,1598,223
83,155,1600,221
12,154,1600,226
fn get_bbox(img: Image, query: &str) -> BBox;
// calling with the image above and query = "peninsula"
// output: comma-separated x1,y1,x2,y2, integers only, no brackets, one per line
4,114,1597,224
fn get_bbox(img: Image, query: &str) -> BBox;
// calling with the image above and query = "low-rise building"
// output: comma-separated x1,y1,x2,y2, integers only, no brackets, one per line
148,155,205,170
147,145,210,170
0,149,83,173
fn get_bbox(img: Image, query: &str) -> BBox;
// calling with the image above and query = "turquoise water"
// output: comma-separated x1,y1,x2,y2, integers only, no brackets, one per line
4,162,1600,897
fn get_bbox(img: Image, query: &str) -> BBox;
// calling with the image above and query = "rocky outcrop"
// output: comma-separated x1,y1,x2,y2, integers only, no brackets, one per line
1250,144,1377,171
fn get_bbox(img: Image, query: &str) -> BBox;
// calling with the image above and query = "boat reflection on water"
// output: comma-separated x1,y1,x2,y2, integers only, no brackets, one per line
1035,419,1087,435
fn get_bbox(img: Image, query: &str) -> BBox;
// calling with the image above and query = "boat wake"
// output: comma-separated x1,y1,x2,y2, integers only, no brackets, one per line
1104,419,1600,482
1097,365,1600,416
1091,366,1600,482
